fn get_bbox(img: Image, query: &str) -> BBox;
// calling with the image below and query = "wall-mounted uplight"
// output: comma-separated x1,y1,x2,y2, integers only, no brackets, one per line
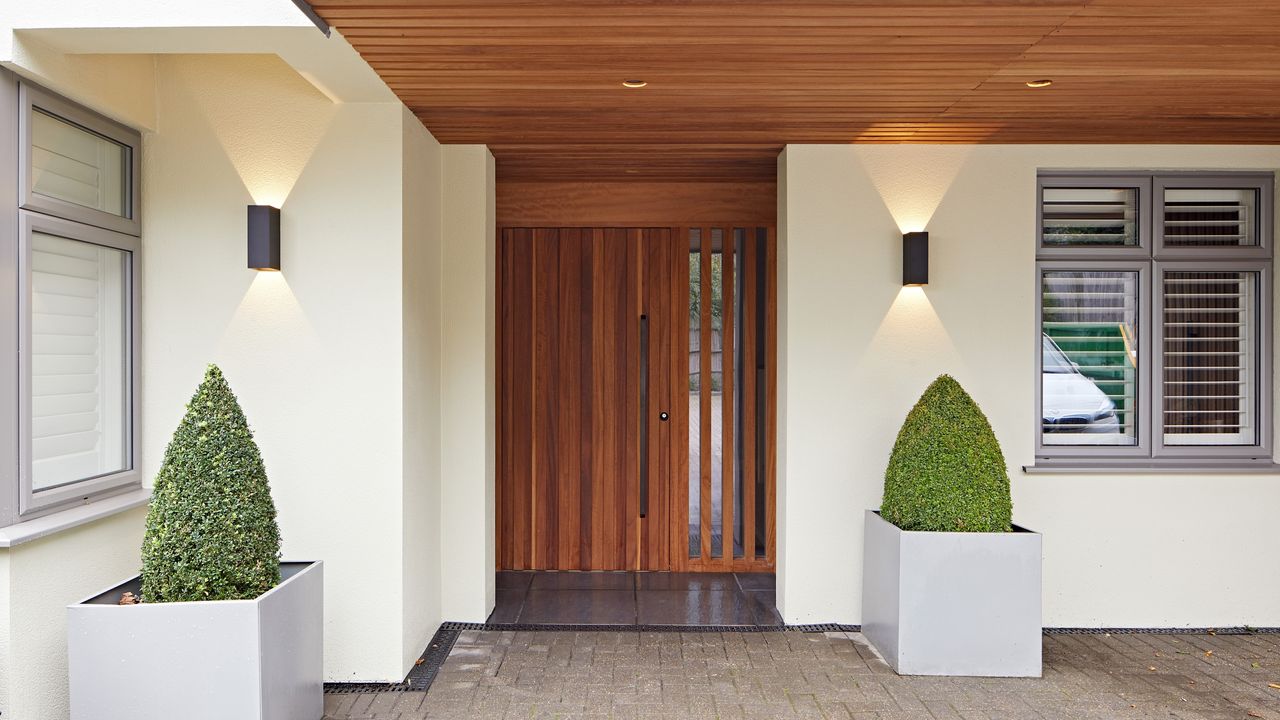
247,205,281,271
903,231,928,286
622,79,648,88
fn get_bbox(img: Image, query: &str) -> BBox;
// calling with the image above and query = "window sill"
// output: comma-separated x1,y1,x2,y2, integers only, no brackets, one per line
1024,462,1280,475
0,487,150,548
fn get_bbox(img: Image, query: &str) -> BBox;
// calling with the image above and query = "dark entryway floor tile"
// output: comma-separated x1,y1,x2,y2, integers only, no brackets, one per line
636,590,755,626
518,590,637,624
734,573,775,591
528,571,635,591
744,590,783,626
636,572,737,592
496,571,534,591
487,589,525,624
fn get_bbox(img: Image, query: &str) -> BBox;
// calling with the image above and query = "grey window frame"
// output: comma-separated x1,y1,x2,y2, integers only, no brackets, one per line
1152,259,1272,461
18,212,141,515
1,70,143,526
1036,174,1152,260
1035,170,1275,470
18,80,141,237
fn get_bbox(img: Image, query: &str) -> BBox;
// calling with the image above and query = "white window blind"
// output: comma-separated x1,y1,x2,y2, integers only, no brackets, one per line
1041,270,1139,446
1163,188,1257,247
1042,187,1138,247
31,109,128,218
30,232,128,490
1162,270,1258,445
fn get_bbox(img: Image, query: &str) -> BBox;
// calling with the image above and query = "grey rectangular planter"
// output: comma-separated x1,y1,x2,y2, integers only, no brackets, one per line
861,510,1041,677
68,560,323,720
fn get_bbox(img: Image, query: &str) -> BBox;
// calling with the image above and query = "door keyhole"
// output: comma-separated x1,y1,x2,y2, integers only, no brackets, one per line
659,411,669,421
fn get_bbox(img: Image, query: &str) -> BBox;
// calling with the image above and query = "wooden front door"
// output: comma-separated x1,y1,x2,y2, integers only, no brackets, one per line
497,226,775,572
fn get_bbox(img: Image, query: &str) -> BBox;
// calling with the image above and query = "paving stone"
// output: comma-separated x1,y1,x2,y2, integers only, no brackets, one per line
324,631,1280,720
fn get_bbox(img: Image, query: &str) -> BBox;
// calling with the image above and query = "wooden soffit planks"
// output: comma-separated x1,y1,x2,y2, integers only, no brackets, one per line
310,0,1280,181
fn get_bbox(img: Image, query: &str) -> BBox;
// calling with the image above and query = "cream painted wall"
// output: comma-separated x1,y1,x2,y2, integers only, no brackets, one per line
1,509,145,720
439,145,497,622
401,107,445,667
778,143,1280,628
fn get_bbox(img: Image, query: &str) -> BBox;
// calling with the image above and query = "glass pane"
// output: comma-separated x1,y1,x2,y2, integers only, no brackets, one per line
1041,270,1139,445
1042,187,1138,247
710,230,723,559
687,230,701,558
1163,271,1258,445
1163,188,1258,247
31,109,129,218
31,232,130,490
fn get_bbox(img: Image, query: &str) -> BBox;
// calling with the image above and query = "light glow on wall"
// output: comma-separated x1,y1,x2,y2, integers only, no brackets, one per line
856,145,974,233
169,55,336,208
864,286,964,374
221,271,315,356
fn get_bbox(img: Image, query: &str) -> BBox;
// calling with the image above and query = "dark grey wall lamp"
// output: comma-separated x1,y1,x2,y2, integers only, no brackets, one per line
247,205,281,271
902,231,928,286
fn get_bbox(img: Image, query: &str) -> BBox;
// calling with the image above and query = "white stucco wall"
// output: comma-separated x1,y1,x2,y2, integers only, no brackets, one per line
401,107,445,667
778,144,1280,628
439,145,497,622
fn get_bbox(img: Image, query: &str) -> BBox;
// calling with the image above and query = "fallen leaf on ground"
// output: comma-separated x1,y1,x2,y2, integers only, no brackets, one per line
1252,662,1261,668
1248,712,1262,718
1205,650,1214,657
414,658,425,666
1269,683,1280,690
1148,666,1157,672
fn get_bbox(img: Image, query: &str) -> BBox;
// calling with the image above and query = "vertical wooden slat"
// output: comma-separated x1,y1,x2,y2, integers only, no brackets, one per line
556,229,582,569
624,229,642,570
721,227,735,567
741,228,756,564
511,229,535,569
672,226,691,572
533,229,559,569
699,227,713,562
765,226,778,566
589,229,607,570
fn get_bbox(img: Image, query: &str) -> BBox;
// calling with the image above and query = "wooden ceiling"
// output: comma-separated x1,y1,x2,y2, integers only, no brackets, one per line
310,0,1280,181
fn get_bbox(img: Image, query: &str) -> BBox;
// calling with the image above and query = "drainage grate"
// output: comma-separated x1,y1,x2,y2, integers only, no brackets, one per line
324,623,462,694
1045,626,1280,635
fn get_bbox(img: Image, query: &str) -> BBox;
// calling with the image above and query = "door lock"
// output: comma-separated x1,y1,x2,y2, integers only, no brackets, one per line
659,411,669,421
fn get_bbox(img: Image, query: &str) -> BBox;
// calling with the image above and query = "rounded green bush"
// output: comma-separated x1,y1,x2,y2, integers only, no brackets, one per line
141,365,281,602
880,375,1012,533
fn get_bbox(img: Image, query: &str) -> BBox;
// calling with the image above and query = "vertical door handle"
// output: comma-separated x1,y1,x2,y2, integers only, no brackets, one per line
639,314,649,519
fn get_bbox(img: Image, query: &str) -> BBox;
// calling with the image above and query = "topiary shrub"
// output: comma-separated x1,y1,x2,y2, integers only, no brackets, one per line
880,374,1012,533
141,365,281,602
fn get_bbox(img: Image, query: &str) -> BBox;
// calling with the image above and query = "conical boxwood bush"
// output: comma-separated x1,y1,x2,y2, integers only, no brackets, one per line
141,365,281,602
880,375,1012,533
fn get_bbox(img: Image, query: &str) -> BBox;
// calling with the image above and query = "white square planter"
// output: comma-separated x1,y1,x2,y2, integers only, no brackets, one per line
861,510,1042,677
68,561,323,720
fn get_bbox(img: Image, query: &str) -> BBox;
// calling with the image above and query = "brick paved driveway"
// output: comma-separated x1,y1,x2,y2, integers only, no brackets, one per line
324,630,1280,720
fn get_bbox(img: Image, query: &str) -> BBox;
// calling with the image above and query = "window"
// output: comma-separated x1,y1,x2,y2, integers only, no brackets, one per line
1036,172,1273,468
2,71,141,524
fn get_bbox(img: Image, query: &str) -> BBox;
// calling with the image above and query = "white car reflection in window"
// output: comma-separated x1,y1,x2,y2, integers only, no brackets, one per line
1042,334,1119,433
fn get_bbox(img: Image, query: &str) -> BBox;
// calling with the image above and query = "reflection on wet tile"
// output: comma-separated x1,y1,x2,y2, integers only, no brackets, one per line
496,572,534,591
636,590,755,626
636,572,737,592
529,572,635,591
488,589,524,624
518,590,637,624
745,590,783,626
734,573,776,591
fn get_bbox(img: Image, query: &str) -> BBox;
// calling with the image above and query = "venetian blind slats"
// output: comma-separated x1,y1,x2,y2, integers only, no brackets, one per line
1042,187,1137,247
1163,188,1256,248
1162,271,1257,444
30,232,127,489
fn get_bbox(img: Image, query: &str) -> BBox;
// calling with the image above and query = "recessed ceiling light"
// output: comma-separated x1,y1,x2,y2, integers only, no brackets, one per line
622,79,647,88
1025,79,1053,88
